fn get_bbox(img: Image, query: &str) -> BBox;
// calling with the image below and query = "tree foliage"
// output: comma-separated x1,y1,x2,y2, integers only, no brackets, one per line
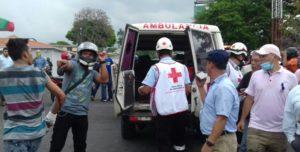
66,8,116,47
116,28,125,47
195,0,272,50
283,0,300,47
51,41,70,45
195,0,299,49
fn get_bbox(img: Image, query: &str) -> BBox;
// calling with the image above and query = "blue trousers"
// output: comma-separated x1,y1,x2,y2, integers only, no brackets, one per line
101,81,112,100
4,137,42,152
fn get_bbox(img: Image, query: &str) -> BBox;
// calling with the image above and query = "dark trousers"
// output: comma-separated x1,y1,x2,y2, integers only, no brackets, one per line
50,111,88,152
155,111,189,152
291,134,300,151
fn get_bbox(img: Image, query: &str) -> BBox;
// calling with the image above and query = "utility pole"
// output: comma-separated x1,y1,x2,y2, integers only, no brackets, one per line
272,0,287,65
271,0,283,48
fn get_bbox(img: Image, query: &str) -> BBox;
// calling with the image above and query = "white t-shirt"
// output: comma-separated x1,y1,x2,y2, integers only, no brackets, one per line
226,59,243,88
245,67,297,132
0,55,13,70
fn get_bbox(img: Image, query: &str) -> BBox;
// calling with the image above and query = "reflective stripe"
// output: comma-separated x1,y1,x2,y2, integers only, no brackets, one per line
173,145,186,151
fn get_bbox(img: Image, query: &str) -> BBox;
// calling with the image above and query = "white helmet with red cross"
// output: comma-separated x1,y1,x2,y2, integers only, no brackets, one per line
228,42,248,57
156,37,173,51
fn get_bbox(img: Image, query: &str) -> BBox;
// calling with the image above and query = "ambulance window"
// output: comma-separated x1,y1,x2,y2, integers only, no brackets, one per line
121,29,138,71
191,31,214,72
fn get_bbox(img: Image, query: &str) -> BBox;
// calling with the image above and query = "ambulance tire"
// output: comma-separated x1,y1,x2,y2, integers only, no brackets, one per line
121,116,136,139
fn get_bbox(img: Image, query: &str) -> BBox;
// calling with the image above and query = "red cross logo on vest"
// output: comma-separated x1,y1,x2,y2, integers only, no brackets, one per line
168,68,182,83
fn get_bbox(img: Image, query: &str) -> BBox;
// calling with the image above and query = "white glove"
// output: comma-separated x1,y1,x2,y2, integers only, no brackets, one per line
45,111,57,126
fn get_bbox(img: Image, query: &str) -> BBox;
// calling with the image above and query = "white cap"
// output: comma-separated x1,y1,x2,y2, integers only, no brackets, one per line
256,44,281,58
156,37,173,51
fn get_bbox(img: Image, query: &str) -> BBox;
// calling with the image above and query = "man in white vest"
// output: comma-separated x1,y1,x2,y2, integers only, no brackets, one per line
138,37,191,152
226,42,248,88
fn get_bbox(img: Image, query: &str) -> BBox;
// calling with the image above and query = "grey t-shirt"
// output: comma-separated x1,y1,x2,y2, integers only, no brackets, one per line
61,60,99,115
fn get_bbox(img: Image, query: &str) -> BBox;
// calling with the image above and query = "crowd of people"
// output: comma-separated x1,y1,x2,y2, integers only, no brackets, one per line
0,36,300,152
138,37,300,152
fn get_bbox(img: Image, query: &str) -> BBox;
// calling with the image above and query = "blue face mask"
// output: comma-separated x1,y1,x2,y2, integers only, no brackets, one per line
261,62,274,72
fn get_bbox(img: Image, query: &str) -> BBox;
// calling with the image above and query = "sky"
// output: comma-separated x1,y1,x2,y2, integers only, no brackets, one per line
0,0,195,44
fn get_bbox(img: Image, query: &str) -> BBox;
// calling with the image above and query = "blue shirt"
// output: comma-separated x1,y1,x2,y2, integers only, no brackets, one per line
61,60,99,115
34,57,47,70
200,73,240,135
142,57,190,87
105,58,114,76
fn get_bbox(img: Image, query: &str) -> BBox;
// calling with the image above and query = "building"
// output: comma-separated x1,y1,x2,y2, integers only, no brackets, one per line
0,35,74,77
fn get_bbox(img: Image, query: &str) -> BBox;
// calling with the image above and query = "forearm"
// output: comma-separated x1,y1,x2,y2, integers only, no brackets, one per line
240,96,254,121
197,86,206,103
185,84,191,95
50,100,61,114
283,111,296,143
208,116,227,143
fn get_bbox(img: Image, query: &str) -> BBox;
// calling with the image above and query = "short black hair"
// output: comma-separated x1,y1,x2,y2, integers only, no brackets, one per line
158,49,172,57
207,49,229,70
3,47,8,51
6,38,29,61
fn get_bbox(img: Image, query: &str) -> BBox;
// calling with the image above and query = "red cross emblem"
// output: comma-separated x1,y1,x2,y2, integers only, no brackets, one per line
168,68,182,83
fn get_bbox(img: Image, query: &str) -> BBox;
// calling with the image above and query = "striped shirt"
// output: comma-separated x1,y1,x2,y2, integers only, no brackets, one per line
0,65,48,140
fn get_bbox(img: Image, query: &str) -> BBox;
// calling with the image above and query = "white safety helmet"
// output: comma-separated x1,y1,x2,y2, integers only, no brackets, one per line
228,42,248,56
77,42,98,68
156,37,173,51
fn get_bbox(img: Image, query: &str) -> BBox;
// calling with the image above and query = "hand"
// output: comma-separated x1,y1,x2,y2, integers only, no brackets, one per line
98,52,107,62
201,143,213,152
196,77,206,88
45,111,57,127
57,60,68,67
237,120,244,132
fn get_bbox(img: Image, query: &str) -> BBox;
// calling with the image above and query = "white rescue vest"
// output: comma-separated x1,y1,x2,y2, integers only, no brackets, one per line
150,62,188,116
226,61,243,88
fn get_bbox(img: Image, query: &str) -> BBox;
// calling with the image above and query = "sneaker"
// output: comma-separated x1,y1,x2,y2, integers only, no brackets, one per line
101,99,107,102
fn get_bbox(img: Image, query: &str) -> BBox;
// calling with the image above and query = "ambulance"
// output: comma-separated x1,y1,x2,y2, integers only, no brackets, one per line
112,23,224,139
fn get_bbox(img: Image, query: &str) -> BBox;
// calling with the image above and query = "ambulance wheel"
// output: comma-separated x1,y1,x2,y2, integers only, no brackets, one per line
121,116,136,139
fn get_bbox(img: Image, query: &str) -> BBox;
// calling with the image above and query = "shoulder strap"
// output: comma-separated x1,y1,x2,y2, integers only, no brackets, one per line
65,70,90,95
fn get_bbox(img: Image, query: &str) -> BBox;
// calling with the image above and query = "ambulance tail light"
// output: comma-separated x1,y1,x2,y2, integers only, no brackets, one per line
129,116,152,122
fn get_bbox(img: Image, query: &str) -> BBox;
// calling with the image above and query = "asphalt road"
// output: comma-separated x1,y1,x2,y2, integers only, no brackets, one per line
0,90,203,152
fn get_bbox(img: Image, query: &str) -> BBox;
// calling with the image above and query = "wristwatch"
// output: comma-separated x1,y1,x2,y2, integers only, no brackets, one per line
205,139,215,147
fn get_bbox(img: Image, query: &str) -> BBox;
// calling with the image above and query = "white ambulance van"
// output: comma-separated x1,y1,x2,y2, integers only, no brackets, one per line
113,23,224,139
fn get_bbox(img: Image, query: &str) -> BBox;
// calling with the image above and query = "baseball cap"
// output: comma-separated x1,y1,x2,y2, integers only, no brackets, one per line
256,44,281,58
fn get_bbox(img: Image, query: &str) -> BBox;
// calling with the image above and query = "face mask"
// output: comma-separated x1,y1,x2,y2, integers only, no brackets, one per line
261,62,274,72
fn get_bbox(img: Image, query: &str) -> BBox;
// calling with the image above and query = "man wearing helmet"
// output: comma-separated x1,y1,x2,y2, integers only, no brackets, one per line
226,42,248,87
49,42,109,152
138,37,191,152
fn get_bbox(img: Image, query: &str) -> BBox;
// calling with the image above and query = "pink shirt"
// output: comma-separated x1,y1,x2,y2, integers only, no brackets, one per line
245,67,297,132
295,69,300,84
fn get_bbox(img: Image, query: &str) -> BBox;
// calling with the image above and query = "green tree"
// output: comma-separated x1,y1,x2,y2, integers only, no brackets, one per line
195,0,272,50
283,0,300,47
51,41,70,45
66,8,116,47
117,28,125,47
